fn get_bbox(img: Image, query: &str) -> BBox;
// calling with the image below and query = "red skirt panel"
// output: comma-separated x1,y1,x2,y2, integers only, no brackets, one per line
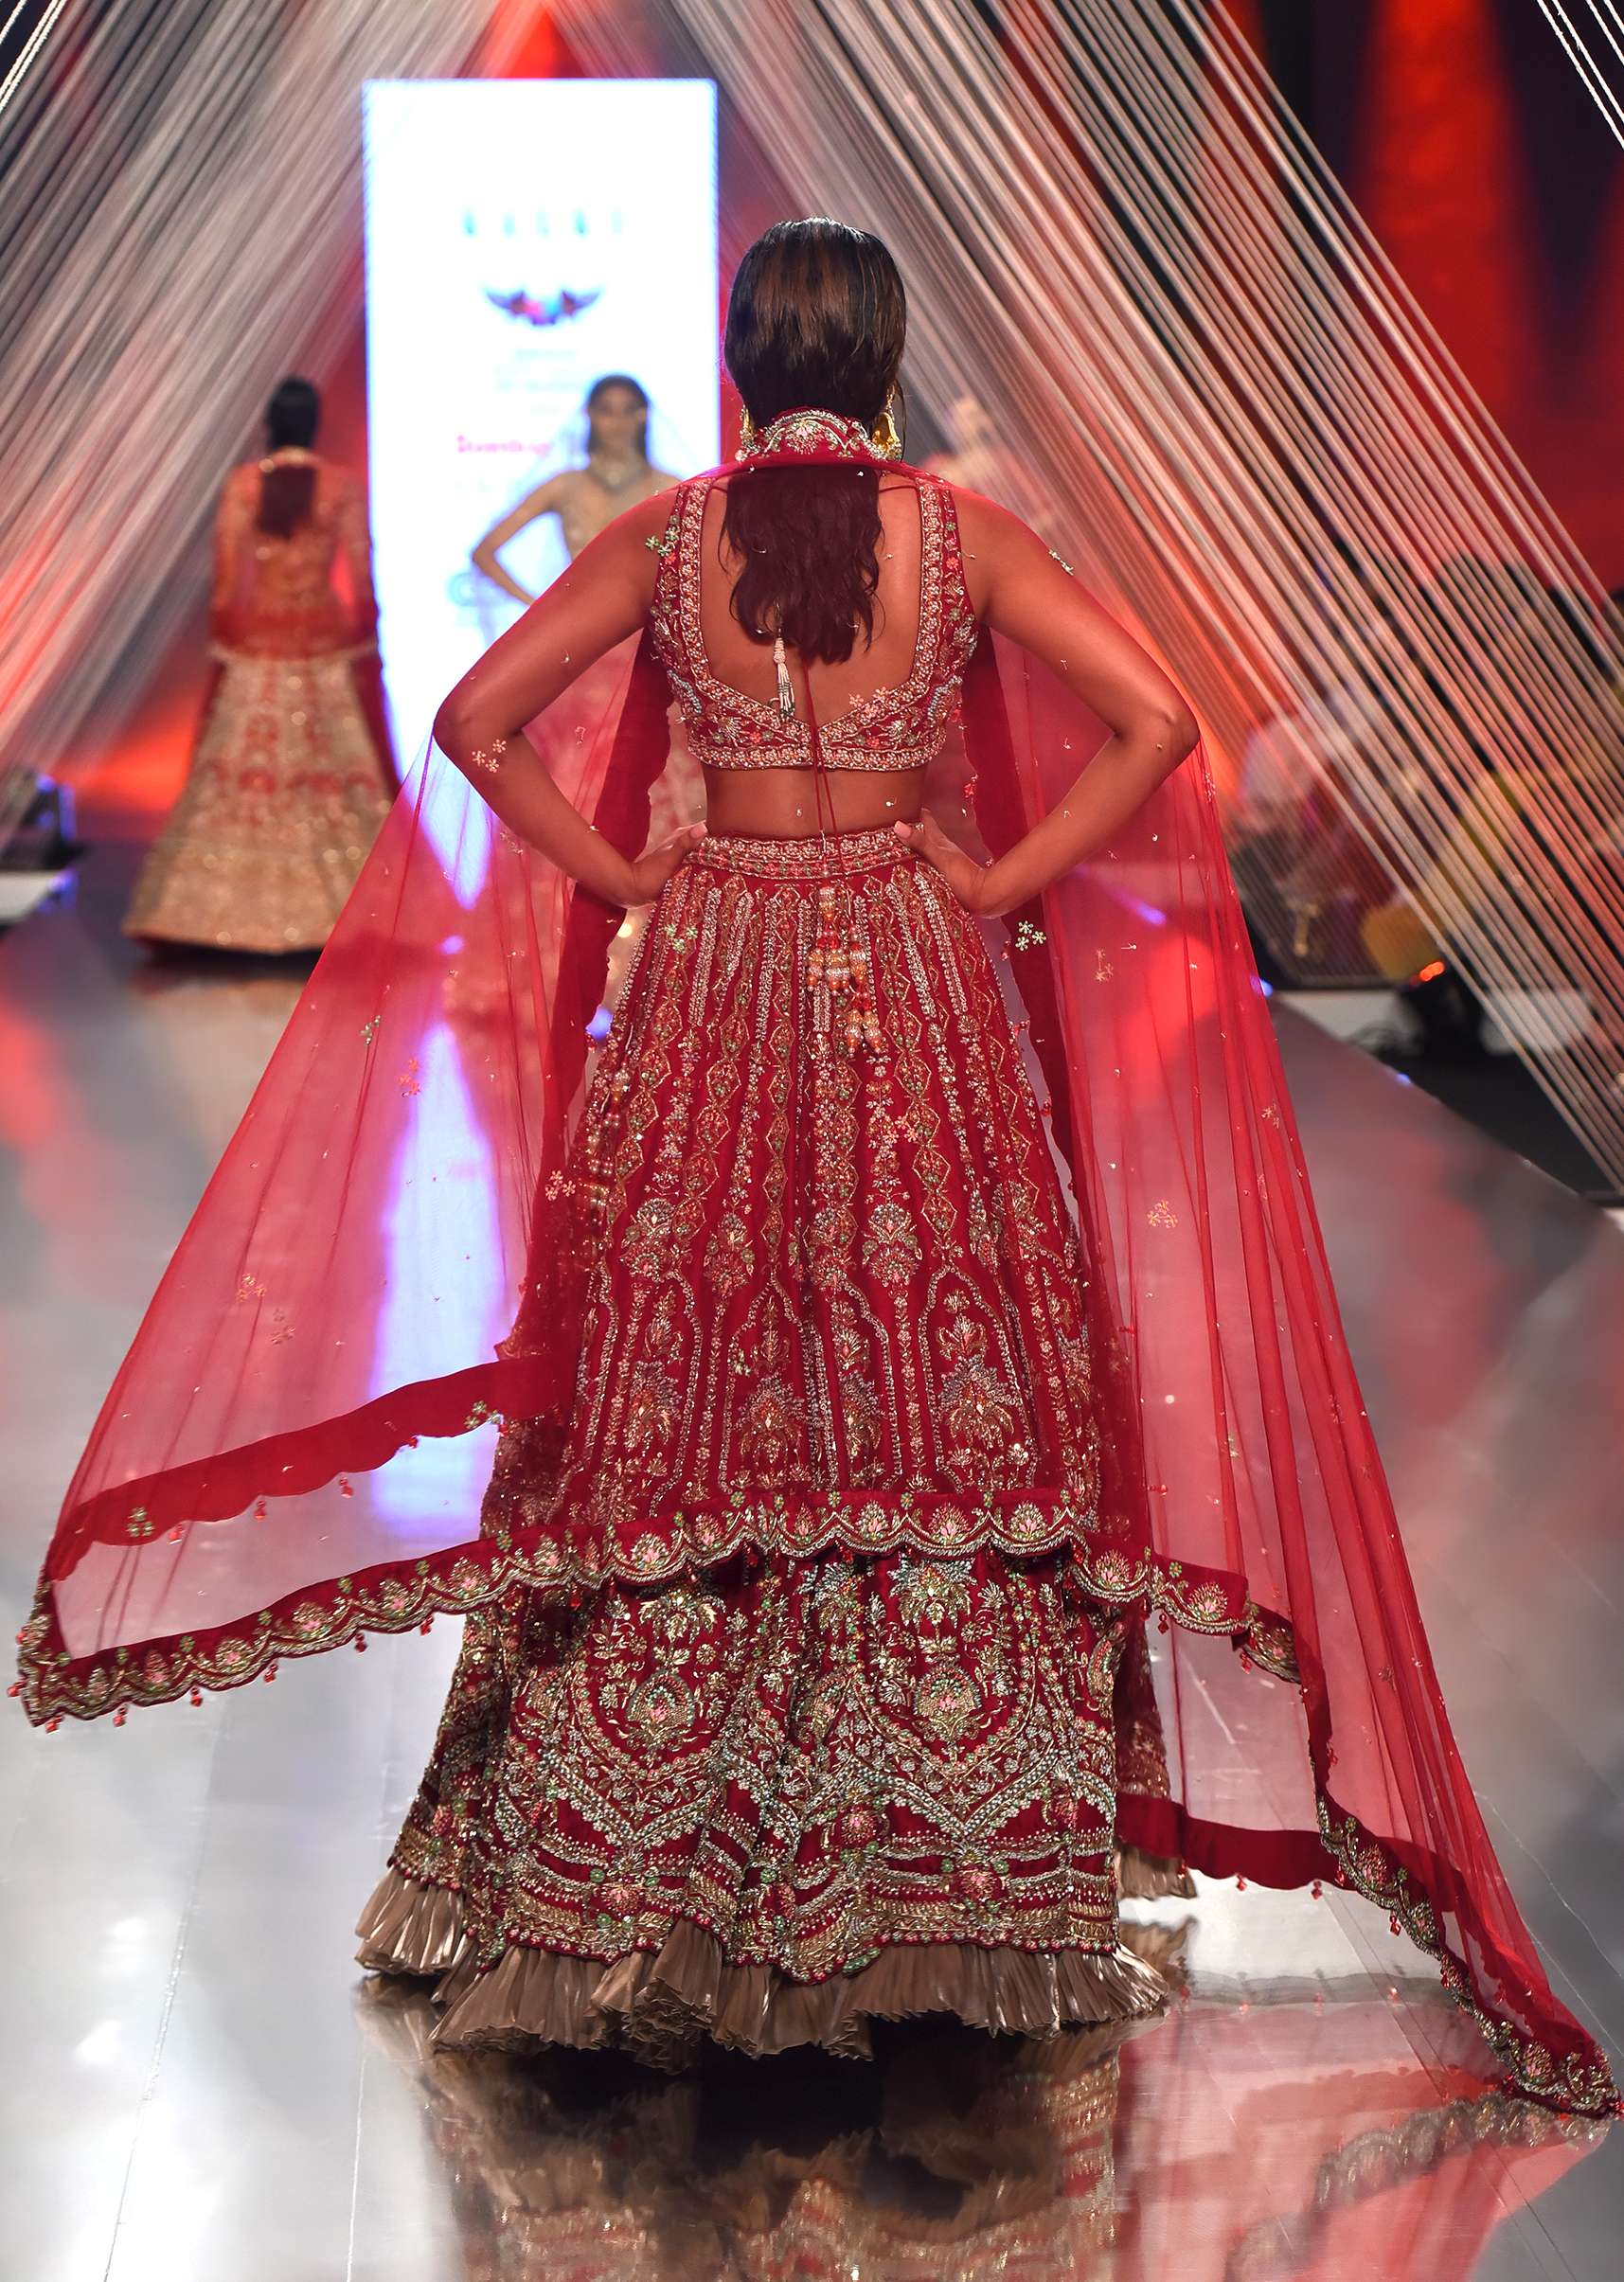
360,824,1172,2059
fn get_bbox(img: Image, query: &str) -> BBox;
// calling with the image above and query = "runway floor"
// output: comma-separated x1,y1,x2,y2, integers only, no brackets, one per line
2,847,1621,2280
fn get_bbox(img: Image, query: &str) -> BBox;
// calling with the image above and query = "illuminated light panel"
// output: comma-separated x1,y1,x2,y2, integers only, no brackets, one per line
363,76,720,790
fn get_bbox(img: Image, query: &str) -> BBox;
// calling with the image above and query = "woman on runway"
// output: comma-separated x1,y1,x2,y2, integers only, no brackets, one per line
125,376,395,954
471,373,678,601
472,372,700,853
23,223,1615,2116
355,223,1203,2051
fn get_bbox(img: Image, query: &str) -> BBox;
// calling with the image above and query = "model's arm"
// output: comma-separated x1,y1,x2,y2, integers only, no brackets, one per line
896,490,1200,916
334,472,380,645
208,468,255,641
435,492,701,907
472,473,570,606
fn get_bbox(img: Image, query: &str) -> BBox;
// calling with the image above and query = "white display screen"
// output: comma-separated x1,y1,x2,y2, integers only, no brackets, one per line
362,78,719,758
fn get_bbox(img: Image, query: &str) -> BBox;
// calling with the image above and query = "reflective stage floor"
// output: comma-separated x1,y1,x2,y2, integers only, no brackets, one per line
2,849,1620,2280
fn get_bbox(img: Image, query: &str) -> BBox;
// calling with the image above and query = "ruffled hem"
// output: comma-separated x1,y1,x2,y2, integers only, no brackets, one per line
355,1868,1170,2068
1115,1844,1198,1902
355,1863,471,1979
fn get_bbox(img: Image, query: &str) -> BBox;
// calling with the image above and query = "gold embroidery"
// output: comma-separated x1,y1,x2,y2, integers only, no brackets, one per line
388,1550,1124,1986
650,480,979,774
124,649,391,952
515,838,1114,1548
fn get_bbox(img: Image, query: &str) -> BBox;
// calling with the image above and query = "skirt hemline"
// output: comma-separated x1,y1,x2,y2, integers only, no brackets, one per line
356,1865,1170,2067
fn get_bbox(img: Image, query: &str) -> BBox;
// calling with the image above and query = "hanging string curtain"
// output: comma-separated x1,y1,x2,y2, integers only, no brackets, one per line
1533,0,1624,145
555,0,1624,1182
0,0,551,826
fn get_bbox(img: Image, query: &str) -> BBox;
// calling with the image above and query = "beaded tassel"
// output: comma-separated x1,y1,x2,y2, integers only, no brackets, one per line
772,632,795,722
808,884,884,1056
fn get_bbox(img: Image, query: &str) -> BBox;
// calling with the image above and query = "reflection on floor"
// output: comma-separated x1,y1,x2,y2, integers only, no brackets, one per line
353,1939,1605,2282
1,851,1620,2280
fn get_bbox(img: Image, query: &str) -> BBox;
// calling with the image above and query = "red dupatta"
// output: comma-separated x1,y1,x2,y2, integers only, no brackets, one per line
15,449,1616,2119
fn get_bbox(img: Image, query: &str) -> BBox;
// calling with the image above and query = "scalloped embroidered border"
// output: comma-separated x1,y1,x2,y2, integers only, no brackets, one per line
1314,1798,1617,2117
17,1489,1288,1726
20,1494,1613,2115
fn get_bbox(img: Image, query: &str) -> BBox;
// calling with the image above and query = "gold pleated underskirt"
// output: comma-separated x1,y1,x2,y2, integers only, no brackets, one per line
356,1866,1170,2072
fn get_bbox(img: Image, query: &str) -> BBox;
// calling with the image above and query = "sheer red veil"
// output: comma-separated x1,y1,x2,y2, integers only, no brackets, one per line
16,449,1615,2118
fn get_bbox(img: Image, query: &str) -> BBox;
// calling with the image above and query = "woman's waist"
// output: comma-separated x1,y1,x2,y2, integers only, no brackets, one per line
697,759,929,856
692,821,918,878
210,638,375,669
221,598,355,643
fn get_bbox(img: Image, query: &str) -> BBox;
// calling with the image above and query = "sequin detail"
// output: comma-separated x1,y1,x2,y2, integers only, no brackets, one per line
383,1553,1131,2003
650,478,980,773
360,830,1177,2033
122,651,392,952
695,823,909,877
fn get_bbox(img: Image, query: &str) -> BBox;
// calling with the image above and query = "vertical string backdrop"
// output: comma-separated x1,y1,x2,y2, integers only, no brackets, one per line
0,0,552,824
557,0,1624,1186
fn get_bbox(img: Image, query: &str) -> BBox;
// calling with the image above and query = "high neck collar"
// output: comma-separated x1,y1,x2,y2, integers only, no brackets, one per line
737,406,897,465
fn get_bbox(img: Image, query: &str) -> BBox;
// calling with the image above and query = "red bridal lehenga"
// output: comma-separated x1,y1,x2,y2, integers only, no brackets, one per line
124,451,396,953
18,419,1616,2116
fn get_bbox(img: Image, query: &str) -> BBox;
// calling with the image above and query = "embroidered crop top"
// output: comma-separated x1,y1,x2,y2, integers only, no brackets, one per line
647,474,980,772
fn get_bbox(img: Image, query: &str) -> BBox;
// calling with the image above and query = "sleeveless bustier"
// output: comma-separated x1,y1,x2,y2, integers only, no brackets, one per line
648,475,980,771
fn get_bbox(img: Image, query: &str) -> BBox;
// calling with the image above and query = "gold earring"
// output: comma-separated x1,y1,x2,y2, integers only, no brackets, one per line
872,392,901,459
738,405,757,458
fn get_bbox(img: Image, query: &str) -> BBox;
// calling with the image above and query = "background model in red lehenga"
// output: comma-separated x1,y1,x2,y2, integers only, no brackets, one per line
123,375,397,954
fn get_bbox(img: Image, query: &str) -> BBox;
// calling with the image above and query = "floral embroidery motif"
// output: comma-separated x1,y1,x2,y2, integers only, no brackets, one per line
286,824,1334,2035
649,478,979,774
386,1550,1124,1986
500,837,1113,1548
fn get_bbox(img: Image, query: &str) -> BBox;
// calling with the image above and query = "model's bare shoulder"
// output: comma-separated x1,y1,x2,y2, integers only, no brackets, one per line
613,486,685,549
930,480,1035,618
944,480,1035,552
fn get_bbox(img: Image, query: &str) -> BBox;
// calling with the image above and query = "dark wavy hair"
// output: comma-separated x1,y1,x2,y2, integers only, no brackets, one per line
259,375,320,539
585,372,651,460
723,219,906,665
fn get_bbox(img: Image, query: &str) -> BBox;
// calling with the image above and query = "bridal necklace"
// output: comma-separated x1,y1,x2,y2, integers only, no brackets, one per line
587,452,645,494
